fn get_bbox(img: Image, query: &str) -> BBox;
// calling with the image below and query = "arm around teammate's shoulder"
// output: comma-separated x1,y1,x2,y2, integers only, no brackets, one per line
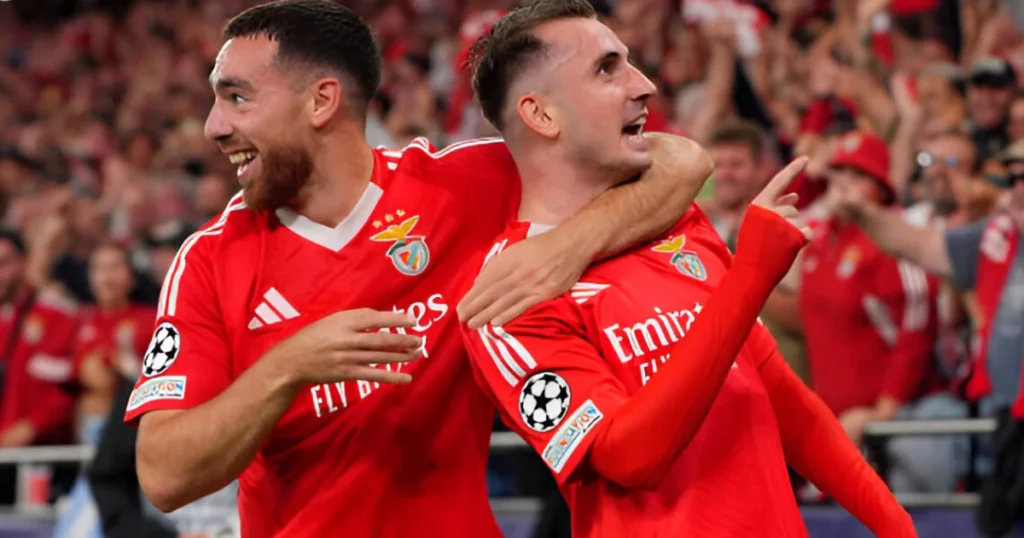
581,134,713,260
458,136,713,329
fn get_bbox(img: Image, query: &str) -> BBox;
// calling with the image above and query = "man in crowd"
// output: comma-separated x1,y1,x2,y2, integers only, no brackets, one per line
460,2,914,537
836,138,1024,427
701,121,769,246
700,120,808,382
835,136,1024,535
0,228,80,503
126,1,710,536
801,133,965,492
967,57,1016,162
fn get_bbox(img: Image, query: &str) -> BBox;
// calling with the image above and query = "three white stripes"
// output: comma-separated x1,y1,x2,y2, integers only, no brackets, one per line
478,324,538,387
571,282,610,304
248,288,301,329
159,193,246,318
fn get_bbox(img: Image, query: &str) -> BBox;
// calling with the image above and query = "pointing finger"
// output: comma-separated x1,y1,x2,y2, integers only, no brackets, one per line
755,157,808,204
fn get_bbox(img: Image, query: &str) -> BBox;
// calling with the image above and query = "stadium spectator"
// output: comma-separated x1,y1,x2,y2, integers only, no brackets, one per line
53,242,157,537
799,132,967,492
0,227,79,503
701,121,769,246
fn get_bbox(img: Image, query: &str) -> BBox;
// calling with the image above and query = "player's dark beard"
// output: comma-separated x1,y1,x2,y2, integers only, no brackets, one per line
243,144,314,212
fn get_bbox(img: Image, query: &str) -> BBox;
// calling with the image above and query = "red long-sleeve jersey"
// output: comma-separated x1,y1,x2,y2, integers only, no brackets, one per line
800,220,940,415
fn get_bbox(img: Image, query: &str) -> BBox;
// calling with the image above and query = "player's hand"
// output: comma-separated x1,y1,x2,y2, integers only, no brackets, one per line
749,156,812,240
267,309,423,387
458,230,584,330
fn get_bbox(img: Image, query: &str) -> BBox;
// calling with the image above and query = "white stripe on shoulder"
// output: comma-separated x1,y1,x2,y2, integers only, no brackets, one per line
158,193,247,318
476,324,538,386
402,137,505,160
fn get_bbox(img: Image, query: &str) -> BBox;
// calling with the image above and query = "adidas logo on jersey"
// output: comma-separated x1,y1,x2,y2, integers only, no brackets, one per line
570,282,610,304
248,288,300,330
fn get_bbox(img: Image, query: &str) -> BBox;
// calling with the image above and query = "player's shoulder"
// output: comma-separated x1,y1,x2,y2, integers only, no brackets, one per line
476,221,536,272
379,137,515,180
176,192,260,260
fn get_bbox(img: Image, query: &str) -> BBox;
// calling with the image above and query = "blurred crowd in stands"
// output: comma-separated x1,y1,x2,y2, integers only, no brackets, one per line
2,0,1024,535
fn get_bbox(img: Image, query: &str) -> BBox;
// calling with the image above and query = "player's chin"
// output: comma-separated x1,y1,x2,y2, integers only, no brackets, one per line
616,148,653,176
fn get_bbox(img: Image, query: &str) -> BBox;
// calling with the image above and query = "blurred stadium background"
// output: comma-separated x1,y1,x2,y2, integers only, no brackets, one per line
2,0,1024,536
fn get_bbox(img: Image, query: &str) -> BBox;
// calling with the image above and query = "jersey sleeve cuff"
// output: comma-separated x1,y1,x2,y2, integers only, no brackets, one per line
123,376,192,427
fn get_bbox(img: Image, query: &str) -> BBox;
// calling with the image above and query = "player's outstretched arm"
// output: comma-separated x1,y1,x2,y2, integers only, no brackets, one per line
587,159,812,488
136,309,421,512
758,353,917,538
459,134,713,329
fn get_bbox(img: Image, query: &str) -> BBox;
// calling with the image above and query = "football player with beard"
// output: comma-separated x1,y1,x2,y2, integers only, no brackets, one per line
126,1,712,537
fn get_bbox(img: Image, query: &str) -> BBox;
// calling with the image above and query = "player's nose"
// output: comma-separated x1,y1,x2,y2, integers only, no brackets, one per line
204,103,232,142
627,63,657,101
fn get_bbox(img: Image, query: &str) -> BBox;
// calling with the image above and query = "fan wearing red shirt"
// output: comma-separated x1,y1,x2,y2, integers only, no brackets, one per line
74,243,156,431
128,2,710,537
460,2,915,537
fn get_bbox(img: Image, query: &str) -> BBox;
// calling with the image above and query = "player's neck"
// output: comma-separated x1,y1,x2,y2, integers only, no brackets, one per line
514,151,622,226
294,131,375,228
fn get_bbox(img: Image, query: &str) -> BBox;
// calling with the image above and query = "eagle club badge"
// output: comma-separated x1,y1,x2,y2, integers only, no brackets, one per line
652,234,708,281
370,211,430,276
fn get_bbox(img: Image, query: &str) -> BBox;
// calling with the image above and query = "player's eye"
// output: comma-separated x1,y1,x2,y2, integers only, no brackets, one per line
230,93,247,104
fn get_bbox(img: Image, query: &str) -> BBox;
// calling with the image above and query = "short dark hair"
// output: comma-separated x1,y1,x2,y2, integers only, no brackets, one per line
707,121,765,159
469,0,597,131
224,0,381,117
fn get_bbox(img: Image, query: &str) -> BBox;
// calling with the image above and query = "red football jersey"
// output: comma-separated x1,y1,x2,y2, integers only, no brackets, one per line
462,207,807,538
73,304,156,380
0,289,80,444
124,138,519,538
800,220,938,416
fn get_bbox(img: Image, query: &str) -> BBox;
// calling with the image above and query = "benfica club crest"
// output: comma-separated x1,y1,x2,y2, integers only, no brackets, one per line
836,246,861,279
370,211,431,276
652,235,708,281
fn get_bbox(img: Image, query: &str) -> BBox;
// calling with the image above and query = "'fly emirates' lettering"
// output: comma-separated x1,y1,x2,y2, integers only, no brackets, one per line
309,293,449,418
601,302,713,386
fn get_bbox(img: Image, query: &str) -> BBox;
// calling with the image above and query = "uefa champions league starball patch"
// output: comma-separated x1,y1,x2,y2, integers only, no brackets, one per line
142,322,181,377
519,371,571,432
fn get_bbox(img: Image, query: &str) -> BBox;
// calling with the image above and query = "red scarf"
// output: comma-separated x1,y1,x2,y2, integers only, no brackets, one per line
963,216,1024,415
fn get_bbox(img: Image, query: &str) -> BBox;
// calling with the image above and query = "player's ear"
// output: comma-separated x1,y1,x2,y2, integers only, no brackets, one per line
516,93,559,140
308,78,342,129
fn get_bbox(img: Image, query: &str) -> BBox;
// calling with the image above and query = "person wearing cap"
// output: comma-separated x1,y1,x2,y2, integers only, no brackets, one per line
799,133,965,492
968,56,1017,162
837,138,1024,419
834,137,1024,521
